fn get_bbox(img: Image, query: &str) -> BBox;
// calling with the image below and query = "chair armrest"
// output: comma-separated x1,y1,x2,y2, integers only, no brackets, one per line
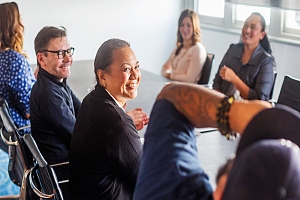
29,167,55,199
29,164,64,199
18,125,31,131
0,127,18,146
50,161,69,168
50,162,70,184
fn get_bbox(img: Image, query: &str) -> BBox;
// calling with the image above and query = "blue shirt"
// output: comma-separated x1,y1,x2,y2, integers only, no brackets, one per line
134,99,213,200
213,43,275,100
0,49,36,134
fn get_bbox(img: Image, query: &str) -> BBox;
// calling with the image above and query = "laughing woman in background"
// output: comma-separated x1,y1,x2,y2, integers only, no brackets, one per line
161,9,207,83
213,12,275,100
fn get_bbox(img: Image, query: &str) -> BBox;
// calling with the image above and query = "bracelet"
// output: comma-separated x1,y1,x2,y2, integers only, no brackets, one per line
216,96,237,140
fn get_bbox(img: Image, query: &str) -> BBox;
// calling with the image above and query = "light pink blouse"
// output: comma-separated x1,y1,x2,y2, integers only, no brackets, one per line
167,42,206,83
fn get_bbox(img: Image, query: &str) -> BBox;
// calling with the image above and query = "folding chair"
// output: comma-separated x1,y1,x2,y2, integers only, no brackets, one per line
23,133,64,199
0,96,35,199
0,96,66,199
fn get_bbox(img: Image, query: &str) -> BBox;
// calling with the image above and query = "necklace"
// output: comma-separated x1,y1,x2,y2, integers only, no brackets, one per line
172,48,189,69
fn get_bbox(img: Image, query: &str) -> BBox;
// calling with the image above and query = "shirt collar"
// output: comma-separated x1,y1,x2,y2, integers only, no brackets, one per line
105,89,125,112
233,43,265,66
38,67,67,86
247,44,264,65
233,43,244,60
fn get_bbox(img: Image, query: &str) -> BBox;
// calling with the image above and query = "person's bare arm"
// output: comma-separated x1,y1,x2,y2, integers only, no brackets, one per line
157,82,271,134
161,51,174,79
157,82,222,128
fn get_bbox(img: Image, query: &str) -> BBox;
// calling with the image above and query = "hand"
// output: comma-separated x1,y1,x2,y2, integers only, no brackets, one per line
162,63,172,79
219,66,237,83
166,72,171,79
164,70,171,79
24,113,30,119
126,108,149,131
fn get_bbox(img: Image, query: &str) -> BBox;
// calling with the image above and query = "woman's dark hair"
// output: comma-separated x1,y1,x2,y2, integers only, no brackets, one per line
94,38,130,84
251,12,272,55
175,9,201,56
0,2,25,56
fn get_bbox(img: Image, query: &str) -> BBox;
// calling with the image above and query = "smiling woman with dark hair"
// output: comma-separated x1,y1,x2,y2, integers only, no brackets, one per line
213,12,275,100
69,38,148,200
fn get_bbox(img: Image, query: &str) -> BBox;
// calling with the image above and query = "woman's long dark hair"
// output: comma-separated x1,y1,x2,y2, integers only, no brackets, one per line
252,12,272,55
251,12,276,70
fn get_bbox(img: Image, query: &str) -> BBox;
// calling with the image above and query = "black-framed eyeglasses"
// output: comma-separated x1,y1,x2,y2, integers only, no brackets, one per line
42,47,75,59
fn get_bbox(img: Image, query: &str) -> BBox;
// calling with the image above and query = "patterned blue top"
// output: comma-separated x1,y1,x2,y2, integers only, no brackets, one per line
0,49,36,134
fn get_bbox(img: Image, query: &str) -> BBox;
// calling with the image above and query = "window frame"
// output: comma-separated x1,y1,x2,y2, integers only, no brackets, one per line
184,0,300,46
282,10,300,37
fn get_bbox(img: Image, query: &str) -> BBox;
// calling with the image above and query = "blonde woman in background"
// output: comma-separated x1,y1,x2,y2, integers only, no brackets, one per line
161,9,207,83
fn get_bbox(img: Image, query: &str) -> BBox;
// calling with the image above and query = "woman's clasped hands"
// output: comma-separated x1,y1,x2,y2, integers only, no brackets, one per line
126,108,149,131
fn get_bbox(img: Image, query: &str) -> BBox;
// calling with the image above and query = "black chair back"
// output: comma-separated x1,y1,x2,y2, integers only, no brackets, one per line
277,75,300,112
198,53,215,85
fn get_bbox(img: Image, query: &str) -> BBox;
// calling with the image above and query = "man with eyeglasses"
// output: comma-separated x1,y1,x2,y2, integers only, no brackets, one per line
30,26,80,199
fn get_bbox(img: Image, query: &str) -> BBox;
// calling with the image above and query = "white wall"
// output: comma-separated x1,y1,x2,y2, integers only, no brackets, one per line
1,0,182,74
202,28,300,100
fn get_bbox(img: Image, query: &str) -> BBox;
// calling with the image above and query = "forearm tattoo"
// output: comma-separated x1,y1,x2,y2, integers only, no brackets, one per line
158,83,222,127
